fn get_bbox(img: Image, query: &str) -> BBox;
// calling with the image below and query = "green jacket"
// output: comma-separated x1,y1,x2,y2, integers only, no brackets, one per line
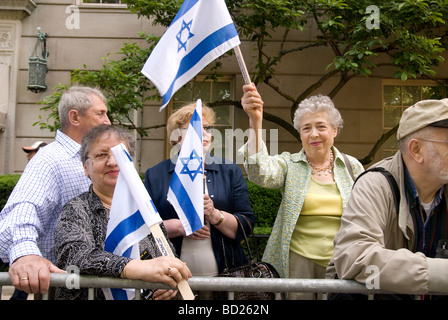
241,143,364,278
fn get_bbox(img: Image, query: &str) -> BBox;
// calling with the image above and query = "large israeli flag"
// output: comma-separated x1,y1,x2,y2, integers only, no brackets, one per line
102,143,162,300
141,0,240,110
167,100,204,236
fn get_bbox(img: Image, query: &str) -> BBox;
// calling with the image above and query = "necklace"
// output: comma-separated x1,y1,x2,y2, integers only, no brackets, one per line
307,150,334,176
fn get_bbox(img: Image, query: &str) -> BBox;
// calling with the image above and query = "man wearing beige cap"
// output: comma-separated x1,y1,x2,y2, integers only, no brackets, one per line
22,141,47,162
331,98,448,298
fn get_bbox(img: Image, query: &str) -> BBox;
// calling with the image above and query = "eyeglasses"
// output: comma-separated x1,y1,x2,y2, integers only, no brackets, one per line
86,152,114,163
180,126,214,134
203,126,213,134
418,138,448,144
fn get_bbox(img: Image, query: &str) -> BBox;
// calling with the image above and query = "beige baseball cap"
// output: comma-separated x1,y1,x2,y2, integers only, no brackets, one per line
397,98,448,140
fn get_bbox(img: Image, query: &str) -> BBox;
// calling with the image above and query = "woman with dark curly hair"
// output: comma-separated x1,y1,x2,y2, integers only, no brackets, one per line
54,125,191,300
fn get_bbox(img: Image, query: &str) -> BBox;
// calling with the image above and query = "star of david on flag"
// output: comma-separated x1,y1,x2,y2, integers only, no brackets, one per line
177,20,194,52
167,100,204,236
180,149,203,181
141,0,241,110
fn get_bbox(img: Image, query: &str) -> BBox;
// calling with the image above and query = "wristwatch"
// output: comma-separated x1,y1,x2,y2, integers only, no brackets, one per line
214,210,224,226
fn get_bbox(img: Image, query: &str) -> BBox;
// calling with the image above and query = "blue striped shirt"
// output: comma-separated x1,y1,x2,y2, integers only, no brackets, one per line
0,130,91,264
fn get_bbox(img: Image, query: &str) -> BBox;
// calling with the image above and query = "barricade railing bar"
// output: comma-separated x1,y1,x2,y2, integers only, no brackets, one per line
1,272,446,300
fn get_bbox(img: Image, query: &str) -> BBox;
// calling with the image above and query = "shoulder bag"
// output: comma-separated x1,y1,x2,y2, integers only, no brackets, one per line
214,215,284,300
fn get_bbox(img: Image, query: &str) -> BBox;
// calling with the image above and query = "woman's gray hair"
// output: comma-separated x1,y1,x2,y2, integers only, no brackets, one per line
80,124,135,165
293,95,343,135
58,86,107,130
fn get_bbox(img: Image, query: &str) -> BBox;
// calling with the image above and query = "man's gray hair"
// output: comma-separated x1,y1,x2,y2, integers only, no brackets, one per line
293,95,344,135
80,124,135,165
398,126,435,154
58,86,106,130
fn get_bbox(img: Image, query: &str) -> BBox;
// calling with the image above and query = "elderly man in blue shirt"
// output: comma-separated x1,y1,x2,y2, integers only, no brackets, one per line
0,86,111,295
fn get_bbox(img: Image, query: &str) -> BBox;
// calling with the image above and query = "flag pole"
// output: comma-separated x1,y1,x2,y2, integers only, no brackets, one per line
111,144,195,300
234,45,251,85
149,224,195,300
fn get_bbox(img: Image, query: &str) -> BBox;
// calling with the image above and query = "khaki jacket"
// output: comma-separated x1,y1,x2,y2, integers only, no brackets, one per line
332,151,448,294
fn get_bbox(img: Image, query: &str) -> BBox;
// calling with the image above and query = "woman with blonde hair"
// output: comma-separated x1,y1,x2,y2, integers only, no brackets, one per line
144,102,255,299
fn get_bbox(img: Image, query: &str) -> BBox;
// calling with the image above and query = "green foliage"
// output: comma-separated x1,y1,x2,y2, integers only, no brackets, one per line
124,0,183,26
35,0,448,165
246,179,281,235
34,83,69,132
122,0,448,83
244,179,281,257
311,0,447,82
73,33,161,137
122,0,448,124
34,33,161,137
0,174,20,211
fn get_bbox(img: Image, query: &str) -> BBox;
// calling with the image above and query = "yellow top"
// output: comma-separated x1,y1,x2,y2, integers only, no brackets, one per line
289,176,343,267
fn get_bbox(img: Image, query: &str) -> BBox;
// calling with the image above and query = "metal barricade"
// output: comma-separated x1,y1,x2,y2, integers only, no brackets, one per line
2,272,446,300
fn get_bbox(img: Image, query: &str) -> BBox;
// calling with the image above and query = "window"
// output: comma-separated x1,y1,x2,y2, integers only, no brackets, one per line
382,79,446,158
167,76,235,160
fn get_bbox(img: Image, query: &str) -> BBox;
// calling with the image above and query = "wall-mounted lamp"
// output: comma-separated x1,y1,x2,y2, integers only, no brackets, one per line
27,27,49,93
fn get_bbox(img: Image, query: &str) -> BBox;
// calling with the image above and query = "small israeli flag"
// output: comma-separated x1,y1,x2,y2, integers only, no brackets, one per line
102,144,162,300
141,0,240,110
167,99,204,235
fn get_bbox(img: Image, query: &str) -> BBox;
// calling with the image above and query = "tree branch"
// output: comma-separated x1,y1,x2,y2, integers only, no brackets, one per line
207,100,300,141
291,69,340,120
280,41,325,56
358,125,398,165
263,78,296,103
328,72,356,98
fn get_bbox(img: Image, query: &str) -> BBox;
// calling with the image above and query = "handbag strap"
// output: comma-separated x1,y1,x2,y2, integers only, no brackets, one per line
220,215,255,271
341,152,355,181
235,215,254,261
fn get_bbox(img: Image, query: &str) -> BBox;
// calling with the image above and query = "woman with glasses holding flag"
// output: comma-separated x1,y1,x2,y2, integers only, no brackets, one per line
54,125,191,300
144,102,255,300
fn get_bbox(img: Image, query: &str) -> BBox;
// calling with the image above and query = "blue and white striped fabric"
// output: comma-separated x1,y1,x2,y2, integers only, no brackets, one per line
167,100,204,236
141,0,240,110
103,144,162,300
